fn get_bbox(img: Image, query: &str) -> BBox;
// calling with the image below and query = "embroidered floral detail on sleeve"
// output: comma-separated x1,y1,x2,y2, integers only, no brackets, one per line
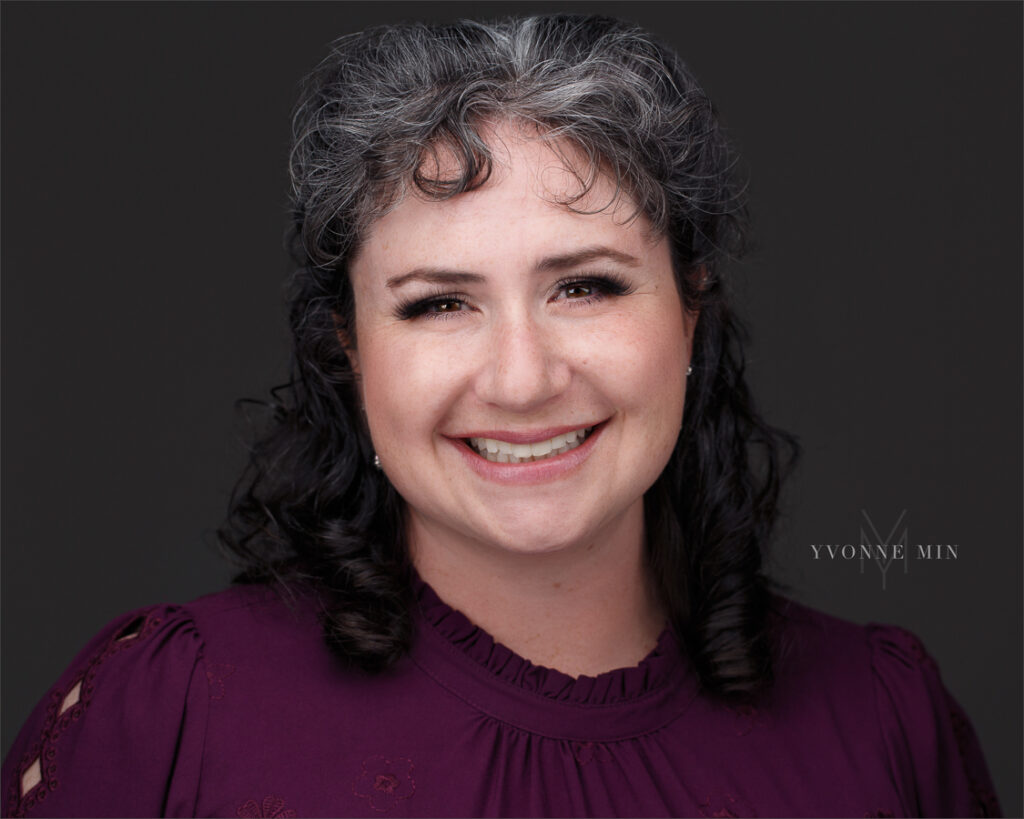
697,791,756,818
236,795,297,818
353,755,416,813
206,663,236,701
5,615,162,818
571,741,612,766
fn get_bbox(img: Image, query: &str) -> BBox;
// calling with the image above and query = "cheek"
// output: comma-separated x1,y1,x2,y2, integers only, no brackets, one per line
635,334,687,441
618,310,688,484
357,332,459,443
581,305,688,418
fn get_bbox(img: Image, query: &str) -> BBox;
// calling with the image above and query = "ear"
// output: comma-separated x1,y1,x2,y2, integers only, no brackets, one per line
333,312,361,376
685,263,709,331
683,308,699,344
680,265,704,359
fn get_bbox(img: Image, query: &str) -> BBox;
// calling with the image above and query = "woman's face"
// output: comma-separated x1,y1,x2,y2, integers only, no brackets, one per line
348,127,693,558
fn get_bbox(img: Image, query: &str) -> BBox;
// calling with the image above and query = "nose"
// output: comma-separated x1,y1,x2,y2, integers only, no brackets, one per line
473,313,571,412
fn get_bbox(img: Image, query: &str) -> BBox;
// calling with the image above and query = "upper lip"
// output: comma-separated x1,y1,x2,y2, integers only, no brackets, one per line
448,421,604,445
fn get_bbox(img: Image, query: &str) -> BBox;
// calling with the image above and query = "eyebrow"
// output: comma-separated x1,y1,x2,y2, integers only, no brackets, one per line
385,245,641,289
386,270,485,290
534,245,642,272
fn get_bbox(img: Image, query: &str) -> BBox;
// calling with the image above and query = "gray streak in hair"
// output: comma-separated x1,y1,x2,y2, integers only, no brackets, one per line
289,14,747,288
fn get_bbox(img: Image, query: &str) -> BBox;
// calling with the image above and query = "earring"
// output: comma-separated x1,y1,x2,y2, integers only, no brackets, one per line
686,365,693,377
373,454,382,470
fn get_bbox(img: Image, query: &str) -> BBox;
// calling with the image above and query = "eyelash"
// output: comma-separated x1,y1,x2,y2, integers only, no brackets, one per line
394,274,635,321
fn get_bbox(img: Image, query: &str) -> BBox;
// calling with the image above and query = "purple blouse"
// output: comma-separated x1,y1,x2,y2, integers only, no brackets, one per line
2,578,1001,817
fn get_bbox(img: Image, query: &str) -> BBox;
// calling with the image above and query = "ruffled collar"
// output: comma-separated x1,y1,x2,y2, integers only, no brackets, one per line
409,574,700,741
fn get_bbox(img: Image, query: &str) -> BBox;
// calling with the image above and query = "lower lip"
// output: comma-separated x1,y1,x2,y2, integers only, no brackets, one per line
450,423,606,485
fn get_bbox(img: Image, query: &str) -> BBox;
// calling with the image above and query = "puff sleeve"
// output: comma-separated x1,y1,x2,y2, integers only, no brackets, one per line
868,624,1002,817
2,605,208,818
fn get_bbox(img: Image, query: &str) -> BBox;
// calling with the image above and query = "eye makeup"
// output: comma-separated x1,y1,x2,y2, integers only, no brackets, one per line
549,272,634,305
394,290,472,321
392,272,636,321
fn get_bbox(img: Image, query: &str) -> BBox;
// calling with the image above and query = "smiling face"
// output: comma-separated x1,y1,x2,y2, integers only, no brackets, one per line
347,126,693,560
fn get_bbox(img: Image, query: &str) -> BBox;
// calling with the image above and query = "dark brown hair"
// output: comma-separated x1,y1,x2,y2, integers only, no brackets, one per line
219,14,799,697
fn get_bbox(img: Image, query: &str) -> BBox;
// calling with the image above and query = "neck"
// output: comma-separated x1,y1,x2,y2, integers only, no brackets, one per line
409,500,665,678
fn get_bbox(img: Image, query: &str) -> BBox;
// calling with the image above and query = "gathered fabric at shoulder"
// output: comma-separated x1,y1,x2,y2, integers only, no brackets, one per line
2,604,209,818
867,623,1001,817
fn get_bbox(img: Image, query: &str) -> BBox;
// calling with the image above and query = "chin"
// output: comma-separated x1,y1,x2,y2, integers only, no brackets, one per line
473,514,613,558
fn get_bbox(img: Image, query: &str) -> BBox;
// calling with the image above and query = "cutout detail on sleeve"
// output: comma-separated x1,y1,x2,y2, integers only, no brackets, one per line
5,615,162,817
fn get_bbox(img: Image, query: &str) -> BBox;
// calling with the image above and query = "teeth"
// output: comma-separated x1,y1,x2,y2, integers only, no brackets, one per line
468,427,594,464
530,439,553,458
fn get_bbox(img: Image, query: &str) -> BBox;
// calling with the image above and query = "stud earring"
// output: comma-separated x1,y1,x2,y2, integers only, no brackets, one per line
686,365,693,377
373,454,382,470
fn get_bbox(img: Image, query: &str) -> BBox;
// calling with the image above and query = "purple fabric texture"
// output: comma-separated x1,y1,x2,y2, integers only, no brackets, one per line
3,578,1001,817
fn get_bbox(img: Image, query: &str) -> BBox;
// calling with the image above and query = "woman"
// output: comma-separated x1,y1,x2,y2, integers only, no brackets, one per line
2,14,1001,818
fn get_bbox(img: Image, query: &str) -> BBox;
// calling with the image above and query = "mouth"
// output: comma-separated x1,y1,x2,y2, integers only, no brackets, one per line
464,425,597,464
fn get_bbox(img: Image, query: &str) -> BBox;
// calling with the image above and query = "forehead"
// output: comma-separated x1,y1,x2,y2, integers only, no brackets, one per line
351,124,661,274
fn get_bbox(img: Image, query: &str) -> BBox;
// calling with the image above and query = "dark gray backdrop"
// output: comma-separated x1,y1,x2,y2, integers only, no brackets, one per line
3,2,1021,812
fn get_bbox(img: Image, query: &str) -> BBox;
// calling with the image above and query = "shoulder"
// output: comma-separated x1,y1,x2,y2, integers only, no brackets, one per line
763,594,878,704
182,581,323,656
765,594,960,697
862,618,1002,816
764,595,1001,817
2,583,322,818
3,599,204,816
764,593,961,730
755,596,883,757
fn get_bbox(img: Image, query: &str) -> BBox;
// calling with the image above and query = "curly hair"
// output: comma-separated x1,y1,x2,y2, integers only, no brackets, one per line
219,14,799,697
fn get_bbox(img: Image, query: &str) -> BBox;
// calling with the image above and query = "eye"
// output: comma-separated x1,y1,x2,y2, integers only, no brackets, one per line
553,274,634,305
429,298,464,313
395,292,471,321
565,283,596,299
